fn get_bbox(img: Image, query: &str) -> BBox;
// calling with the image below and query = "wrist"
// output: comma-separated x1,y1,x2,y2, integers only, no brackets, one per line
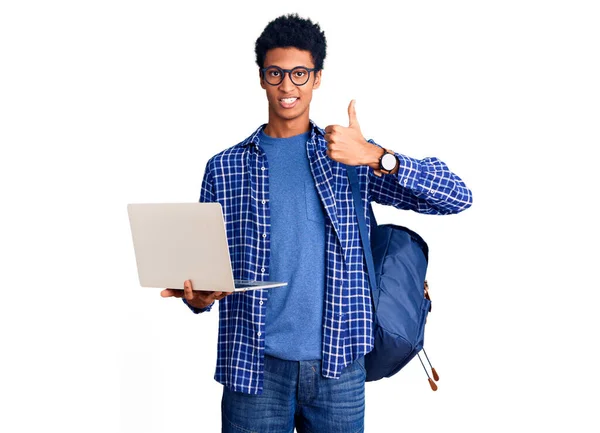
184,297,213,311
365,144,385,170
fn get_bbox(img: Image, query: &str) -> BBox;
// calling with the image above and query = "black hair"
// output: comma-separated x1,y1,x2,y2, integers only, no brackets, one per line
255,13,327,70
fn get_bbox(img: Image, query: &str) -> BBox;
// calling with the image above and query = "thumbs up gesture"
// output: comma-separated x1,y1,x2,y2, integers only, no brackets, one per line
325,100,383,172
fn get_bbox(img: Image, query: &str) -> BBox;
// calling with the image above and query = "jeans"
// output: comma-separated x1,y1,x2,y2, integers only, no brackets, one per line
221,354,366,433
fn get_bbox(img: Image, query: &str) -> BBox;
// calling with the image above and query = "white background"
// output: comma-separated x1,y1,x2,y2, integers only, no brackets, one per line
1,1,599,432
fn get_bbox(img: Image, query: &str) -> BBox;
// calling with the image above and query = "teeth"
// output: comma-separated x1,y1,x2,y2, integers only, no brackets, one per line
281,98,297,103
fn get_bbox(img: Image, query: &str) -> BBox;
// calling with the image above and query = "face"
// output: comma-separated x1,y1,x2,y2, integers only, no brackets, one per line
260,47,321,124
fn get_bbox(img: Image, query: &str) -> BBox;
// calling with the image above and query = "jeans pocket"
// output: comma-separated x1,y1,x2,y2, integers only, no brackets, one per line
355,355,367,377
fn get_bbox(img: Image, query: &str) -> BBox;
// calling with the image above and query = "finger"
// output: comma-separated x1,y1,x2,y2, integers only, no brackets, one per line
184,280,193,300
348,99,359,129
324,125,334,134
161,289,184,298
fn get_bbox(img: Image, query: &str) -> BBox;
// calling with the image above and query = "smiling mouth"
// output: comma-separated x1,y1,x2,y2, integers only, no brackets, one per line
279,97,299,108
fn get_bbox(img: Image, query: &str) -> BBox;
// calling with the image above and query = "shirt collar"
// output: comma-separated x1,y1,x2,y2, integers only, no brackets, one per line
236,120,325,150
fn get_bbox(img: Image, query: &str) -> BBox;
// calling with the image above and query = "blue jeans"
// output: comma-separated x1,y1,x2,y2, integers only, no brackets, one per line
222,354,366,433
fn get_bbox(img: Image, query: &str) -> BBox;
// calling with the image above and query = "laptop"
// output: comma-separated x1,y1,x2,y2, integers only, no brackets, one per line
127,202,288,292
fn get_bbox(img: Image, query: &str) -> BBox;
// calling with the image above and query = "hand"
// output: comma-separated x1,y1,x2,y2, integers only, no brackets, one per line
324,100,383,174
160,280,232,310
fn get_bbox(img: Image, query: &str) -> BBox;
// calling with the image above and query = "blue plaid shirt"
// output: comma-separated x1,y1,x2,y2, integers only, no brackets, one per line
191,121,472,394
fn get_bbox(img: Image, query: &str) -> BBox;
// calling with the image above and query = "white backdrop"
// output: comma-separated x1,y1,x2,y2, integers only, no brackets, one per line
1,1,599,432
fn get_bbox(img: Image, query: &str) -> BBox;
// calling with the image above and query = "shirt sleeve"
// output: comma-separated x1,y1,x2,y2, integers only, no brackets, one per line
182,159,216,314
367,140,473,215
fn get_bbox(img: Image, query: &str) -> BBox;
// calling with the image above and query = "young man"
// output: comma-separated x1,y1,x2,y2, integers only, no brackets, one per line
161,14,472,432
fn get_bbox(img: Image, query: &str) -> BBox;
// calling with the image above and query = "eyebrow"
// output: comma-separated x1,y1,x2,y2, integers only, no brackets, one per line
263,65,314,69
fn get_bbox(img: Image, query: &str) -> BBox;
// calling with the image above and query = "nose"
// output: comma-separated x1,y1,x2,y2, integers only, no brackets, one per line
279,71,295,92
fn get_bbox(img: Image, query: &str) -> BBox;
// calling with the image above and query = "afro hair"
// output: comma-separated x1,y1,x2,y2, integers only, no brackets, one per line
255,13,327,71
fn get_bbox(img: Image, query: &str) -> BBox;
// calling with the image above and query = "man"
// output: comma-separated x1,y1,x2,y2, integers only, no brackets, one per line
161,13,472,432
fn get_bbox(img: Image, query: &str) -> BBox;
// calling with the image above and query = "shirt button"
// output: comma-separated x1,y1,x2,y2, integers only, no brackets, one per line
262,233,267,238
261,200,266,204
259,301,263,305
261,167,265,171
261,268,265,273
257,332,262,337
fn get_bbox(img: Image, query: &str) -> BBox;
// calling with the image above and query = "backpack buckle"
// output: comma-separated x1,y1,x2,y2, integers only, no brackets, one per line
424,280,432,312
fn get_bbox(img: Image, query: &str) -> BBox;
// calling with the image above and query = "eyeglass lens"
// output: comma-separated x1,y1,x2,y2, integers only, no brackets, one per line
263,67,311,86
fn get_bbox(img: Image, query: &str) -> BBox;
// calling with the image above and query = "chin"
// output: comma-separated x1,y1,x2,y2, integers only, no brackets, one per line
274,106,305,121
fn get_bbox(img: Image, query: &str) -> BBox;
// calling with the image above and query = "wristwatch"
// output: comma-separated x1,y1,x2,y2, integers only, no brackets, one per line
378,149,398,174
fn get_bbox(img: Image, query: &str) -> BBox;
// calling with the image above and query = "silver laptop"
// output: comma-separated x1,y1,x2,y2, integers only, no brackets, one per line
127,202,288,292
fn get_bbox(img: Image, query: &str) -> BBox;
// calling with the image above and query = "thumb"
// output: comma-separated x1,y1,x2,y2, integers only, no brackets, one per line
348,99,360,129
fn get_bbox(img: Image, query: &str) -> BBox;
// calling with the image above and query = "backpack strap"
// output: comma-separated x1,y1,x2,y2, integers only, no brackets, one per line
346,166,380,312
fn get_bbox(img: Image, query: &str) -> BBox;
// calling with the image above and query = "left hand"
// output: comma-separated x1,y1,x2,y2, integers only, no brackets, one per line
161,279,232,309
324,100,382,170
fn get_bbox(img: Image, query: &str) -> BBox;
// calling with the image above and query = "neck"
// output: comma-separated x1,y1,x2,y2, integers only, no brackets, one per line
264,112,310,138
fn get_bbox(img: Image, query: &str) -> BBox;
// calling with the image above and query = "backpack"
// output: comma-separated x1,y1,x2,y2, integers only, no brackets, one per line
346,166,439,391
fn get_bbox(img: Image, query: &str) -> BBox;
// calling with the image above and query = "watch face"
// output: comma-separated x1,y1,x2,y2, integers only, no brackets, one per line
381,153,397,171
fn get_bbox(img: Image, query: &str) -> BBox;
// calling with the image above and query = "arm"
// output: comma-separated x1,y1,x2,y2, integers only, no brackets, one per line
185,160,217,313
160,159,229,313
366,141,473,215
325,100,472,215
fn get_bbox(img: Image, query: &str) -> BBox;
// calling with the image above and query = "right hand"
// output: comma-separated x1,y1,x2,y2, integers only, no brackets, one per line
160,279,232,310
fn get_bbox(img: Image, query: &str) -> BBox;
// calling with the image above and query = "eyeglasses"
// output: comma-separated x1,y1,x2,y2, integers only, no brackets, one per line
260,66,317,86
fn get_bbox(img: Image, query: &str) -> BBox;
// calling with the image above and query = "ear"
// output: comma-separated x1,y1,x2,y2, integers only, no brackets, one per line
259,68,266,89
313,70,322,89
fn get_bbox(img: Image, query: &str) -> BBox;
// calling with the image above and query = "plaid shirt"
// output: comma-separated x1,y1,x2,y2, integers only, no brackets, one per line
191,121,472,394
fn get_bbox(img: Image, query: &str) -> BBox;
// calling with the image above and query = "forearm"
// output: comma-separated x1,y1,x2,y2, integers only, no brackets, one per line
367,141,472,214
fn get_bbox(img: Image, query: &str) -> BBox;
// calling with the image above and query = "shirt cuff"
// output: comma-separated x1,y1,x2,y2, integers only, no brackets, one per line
393,152,423,191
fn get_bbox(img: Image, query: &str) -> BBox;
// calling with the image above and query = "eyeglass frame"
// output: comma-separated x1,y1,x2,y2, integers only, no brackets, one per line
260,65,318,86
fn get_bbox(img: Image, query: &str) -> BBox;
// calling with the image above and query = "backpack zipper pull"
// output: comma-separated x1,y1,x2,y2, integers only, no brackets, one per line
423,348,439,381
417,351,438,391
